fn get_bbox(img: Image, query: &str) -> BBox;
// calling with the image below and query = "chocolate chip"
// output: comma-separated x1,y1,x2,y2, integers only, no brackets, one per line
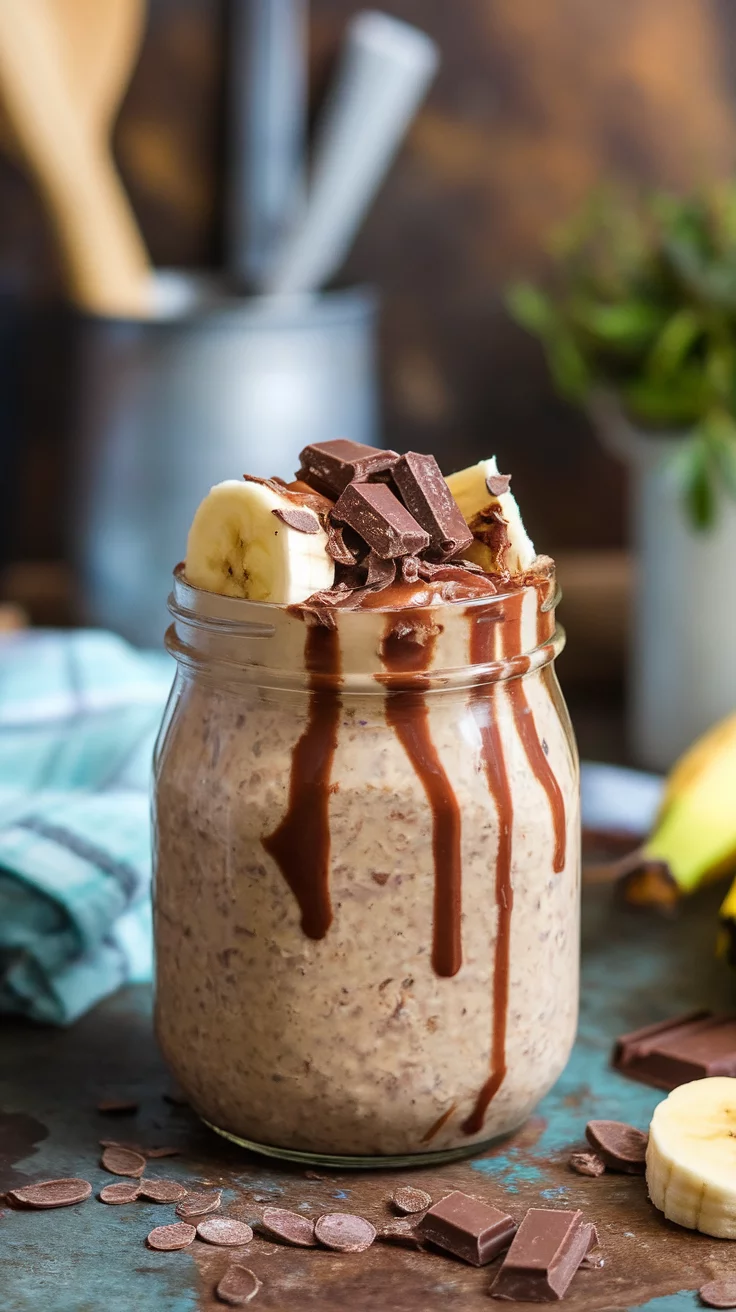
8,1179,92,1209
700,1278,736,1308
97,1098,139,1114
569,1151,606,1178
197,1217,254,1247
101,1145,147,1178
261,1207,317,1247
271,507,320,534
298,440,399,497
377,1219,424,1248
486,472,512,498
331,482,430,559
139,1178,188,1203
146,1222,196,1251
585,1120,647,1174
391,452,473,560
216,1265,262,1306
176,1189,222,1218
392,1185,432,1215
99,1181,141,1204
372,872,390,886
314,1212,377,1252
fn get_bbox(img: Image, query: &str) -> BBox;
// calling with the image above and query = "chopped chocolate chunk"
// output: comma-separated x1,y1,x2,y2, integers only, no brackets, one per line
101,1145,147,1178
176,1189,222,1219
298,439,399,497
365,551,396,590
314,1212,377,1252
580,1229,604,1269
585,1120,647,1174
97,1098,139,1114
392,1185,432,1215
271,506,320,534
261,1207,317,1247
8,1178,92,1209
216,1265,262,1306
391,452,473,561
612,1010,736,1090
490,1209,596,1302
146,1222,196,1251
569,1151,606,1178
197,1217,254,1247
138,1178,188,1203
326,522,360,565
700,1278,736,1308
332,482,429,559
486,472,512,498
99,1181,141,1204
377,1219,424,1248
417,1190,517,1266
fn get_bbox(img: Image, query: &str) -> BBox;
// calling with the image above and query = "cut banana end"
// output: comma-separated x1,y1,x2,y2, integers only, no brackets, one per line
445,457,536,574
185,479,335,604
647,1078,736,1238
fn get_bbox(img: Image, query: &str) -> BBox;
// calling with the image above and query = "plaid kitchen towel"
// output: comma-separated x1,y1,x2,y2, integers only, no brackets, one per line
0,629,173,1024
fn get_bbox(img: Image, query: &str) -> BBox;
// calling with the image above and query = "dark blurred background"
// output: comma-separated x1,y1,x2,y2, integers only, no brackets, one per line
2,0,736,705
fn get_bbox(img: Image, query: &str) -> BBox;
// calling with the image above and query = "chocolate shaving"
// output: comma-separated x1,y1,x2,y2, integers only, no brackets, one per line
216,1265,262,1306
486,472,512,498
326,522,360,565
8,1178,92,1209
569,1151,606,1178
365,552,396,590
271,506,320,534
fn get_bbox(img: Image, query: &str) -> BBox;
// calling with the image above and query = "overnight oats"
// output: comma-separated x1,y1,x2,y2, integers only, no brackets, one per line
153,440,580,1165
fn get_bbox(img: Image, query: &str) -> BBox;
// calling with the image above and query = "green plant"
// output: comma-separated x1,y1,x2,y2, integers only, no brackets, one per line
507,185,736,529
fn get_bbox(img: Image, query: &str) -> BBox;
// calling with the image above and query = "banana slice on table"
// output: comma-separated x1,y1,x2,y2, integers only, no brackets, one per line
185,479,335,604
445,457,536,573
647,1077,736,1238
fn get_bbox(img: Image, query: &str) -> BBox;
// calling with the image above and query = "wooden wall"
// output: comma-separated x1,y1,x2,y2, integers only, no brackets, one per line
3,0,736,566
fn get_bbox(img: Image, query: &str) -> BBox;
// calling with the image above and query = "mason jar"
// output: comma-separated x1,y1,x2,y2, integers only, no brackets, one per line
153,564,580,1167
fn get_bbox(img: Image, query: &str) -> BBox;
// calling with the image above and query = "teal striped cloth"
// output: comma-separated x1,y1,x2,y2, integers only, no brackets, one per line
0,630,173,1024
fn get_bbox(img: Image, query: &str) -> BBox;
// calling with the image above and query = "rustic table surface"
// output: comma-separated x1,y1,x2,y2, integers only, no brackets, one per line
1,883,733,1312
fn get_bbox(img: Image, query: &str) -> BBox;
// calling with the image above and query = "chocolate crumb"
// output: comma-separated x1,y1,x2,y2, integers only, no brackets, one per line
372,872,390,886
216,1265,262,1306
569,1151,606,1178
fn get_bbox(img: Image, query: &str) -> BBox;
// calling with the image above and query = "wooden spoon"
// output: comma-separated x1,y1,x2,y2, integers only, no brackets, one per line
0,0,151,316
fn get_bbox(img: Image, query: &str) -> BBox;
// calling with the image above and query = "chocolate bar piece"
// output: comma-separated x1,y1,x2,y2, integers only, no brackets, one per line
417,1190,517,1266
391,451,473,561
612,1010,736,1090
490,1208,595,1302
298,439,398,497
332,482,430,559
585,1120,647,1174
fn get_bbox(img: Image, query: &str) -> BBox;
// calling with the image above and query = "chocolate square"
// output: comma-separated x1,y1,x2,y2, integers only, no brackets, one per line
417,1191,517,1266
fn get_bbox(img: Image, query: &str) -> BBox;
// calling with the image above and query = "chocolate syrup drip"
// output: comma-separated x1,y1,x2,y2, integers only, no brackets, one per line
421,1102,457,1144
380,617,463,979
262,626,341,939
462,607,514,1136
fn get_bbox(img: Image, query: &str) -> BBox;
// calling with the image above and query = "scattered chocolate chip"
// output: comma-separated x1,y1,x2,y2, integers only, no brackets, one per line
8,1178,92,1209
298,440,399,497
176,1190,222,1219
700,1278,736,1308
331,482,430,559
271,506,320,534
391,451,473,561
612,1011,736,1090
216,1265,262,1306
139,1178,188,1203
261,1207,317,1247
417,1191,517,1267
97,1098,139,1114
314,1213,377,1253
585,1120,647,1174
569,1151,606,1178
146,1222,196,1251
371,871,390,886
486,473,512,498
101,1145,147,1178
377,1219,424,1249
99,1181,141,1205
490,1209,596,1302
198,1217,254,1247
392,1185,432,1215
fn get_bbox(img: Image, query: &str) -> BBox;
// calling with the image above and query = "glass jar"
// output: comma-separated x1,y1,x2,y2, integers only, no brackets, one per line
153,565,580,1167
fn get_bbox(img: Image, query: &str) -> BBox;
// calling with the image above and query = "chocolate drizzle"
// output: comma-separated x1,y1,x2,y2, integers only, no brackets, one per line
380,617,463,979
262,626,341,939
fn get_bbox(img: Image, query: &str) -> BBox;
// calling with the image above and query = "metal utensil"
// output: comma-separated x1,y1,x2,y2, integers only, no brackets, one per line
266,9,439,295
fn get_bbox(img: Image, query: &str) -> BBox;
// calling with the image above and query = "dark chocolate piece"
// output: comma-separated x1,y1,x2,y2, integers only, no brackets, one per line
216,1265,262,1306
392,1185,432,1215
417,1190,517,1267
612,1010,736,1090
138,1178,188,1203
298,439,399,496
490,1208,595,1302
146,1222,196,1251
700,1278,736,1308
99,1181,141,1204
314,1212,376,1252
197,1217,254,1247
585,1120,647,1174
486,472,512,497
569,1151,606,1178
261,1206,317,1247
271,506,320,534
332,482,430,559
326,522,360,565
365,551,396,590
392,451,473,560
8,1178,92,1209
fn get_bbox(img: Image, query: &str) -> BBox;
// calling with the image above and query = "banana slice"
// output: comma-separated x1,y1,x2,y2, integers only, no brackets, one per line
647,1077,736,1238
185,479,335,604
445,457,536,574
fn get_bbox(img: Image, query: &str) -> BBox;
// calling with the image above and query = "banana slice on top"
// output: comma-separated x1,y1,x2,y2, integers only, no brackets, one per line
185,478,335,604
647,1077,736,1238
445,456,536,574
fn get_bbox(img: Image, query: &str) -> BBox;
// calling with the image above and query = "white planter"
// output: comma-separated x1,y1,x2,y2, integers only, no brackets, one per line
593,395,736,771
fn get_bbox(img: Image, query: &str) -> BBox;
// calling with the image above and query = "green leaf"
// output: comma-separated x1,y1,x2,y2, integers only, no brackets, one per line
646,309,703,378
506,283,557,337
622,369,709,426
672,432,717,530
566,298,664,350
702,410,736,501
545,333,590,401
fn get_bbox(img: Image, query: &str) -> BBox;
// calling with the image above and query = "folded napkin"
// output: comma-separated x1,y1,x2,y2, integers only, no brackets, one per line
0,629,173,1024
